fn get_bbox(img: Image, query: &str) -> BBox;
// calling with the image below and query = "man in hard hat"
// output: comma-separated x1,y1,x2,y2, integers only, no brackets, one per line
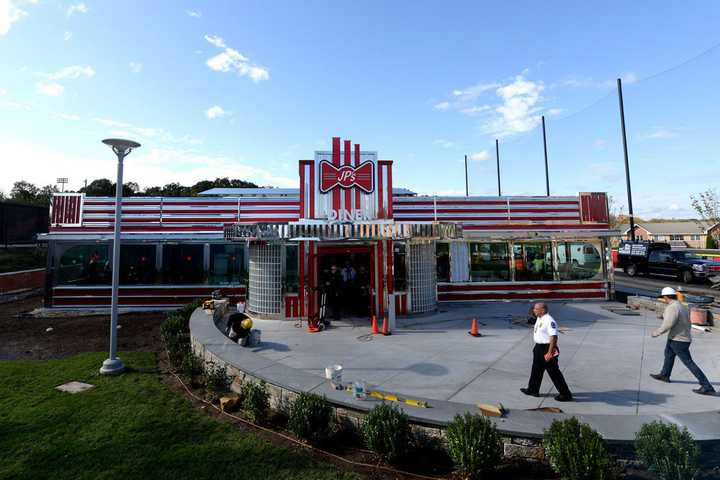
226,312,252,344
650,287,715,395
521,302,573,402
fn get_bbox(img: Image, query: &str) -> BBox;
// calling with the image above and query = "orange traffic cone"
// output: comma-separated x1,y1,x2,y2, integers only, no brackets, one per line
469,318,481,337
371,315,379,334
381,316,391,336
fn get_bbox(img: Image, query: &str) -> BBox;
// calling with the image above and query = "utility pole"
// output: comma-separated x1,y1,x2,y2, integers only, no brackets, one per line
495,139,501,196
464,154,469,197
542,116,550,196
617,78,636,242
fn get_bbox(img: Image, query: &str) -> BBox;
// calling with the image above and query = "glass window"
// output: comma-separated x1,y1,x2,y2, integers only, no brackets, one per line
469,242,510,281
56,244,111,285
284,244,298,293
163,244,204,284
120,245,157,285
393,243,407,291
513,243,554,281
209,244,244,285
436,242,450,282
555,242,602,280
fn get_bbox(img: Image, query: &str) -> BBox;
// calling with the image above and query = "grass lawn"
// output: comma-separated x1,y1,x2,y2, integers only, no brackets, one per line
0,352,359,480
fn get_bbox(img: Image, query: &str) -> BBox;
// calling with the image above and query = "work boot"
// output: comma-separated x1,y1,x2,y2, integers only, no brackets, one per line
650,373,671,383
693,387,716,396
520,388,539,397
554,394,573,402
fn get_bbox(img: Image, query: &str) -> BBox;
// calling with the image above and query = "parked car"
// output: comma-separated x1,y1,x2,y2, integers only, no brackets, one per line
617,241,720,283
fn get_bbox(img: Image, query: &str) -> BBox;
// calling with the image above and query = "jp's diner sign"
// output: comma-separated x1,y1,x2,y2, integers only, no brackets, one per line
319,160,374,193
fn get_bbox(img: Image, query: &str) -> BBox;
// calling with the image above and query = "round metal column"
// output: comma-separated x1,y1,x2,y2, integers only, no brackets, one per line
248,242,282,317
407,241,437,313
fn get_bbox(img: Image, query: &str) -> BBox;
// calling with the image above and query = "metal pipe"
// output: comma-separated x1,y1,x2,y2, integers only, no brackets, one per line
495,139,501,196
542,116,550,196
464,154,469,196
617,78,636,242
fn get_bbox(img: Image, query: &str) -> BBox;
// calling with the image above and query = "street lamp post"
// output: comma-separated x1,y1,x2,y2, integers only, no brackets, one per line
100,138,141,375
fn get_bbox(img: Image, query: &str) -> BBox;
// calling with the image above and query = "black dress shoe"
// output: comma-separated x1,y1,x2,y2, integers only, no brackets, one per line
650,373,671,383
520,388,539,397
554,394,573,402
693,387,716,396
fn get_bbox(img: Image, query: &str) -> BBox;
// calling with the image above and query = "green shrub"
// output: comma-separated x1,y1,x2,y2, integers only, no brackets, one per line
362,403,412,464
178,298,204,322
446,413,502,478
179,350,203,381
160,313,187,343
203,362,230,401
635,421,699,480
543,418,613,480
240,380,269,424
288,392,333,445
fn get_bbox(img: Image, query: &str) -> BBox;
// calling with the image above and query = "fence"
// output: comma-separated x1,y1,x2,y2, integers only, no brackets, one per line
0,202,49,246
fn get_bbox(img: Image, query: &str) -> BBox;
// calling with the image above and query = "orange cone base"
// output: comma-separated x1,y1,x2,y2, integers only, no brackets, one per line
308,327,321,333
468,331,482,337
371,316,379,334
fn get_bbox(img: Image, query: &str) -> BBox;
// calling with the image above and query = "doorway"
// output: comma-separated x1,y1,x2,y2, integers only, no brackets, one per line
316,245,374,321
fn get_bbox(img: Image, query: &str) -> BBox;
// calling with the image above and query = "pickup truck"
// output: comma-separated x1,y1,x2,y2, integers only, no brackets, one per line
617,241,720,283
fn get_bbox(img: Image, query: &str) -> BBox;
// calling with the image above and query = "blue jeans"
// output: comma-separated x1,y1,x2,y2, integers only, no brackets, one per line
660,340,714,391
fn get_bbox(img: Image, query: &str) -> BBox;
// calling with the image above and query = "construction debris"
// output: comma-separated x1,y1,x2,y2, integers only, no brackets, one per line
477,403,506,418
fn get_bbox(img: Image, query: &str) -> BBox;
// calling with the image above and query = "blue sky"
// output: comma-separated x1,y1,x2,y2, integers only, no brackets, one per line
1,0,719,218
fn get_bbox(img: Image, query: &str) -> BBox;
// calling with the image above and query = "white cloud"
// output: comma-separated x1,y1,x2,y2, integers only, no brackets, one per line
481,75,544,137
1,0,33,36
0,87,6,96
432,139,455,149
36,82,64,96
94,117,130,128
64,31,72,40
57,112,80,121
589,162,622,183
66,3,87,17
204,34,269,82
129,62,142,73
641,128,678,140
186,10,201,18
459,105,490,115
452,82,499,102
0,99,31,110
433,101,449,111
93,117,202,147
469,151,490,161
205,105,228,119
46,65,95,80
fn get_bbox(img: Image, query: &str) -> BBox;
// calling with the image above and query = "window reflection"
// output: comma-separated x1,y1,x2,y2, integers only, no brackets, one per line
513,243,554,281
469,242,510,281
120,244,156,284
436,242,450,282
56,244,111,285
209,244,244,285
555,242,602,280
163,244,204,284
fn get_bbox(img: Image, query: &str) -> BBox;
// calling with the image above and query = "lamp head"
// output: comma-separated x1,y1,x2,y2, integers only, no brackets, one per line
102,138,141,157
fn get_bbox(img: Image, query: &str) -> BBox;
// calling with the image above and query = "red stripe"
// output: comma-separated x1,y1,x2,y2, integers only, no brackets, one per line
438,291,606,301
344,140,351,211
384,161,393,218
437,282,604,292
376,240,384,318
377,165,384,219
392,216,581,222
386,240,393,294
354,144,360,210
332,137,341,215
54,286,246,296
463,223,609,230
392,200,509,206
393,207,578,214
309,162,315,218
299,161,306,219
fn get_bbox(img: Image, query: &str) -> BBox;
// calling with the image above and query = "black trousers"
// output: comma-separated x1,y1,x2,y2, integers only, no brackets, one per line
527,343,572,397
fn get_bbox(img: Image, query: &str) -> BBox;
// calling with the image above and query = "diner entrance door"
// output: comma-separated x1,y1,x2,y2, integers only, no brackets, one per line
316,245,374,322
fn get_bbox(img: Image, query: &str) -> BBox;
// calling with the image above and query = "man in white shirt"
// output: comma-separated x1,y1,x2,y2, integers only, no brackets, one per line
521,303,573,402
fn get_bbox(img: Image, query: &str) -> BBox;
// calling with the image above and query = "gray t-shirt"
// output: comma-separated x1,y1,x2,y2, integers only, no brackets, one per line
654,300,691,343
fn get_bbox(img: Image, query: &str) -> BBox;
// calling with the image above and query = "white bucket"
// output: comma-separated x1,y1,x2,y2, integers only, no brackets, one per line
325,365,343,384
352,380,367,400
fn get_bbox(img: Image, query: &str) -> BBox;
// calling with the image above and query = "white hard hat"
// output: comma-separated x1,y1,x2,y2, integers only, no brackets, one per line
660,287,677,297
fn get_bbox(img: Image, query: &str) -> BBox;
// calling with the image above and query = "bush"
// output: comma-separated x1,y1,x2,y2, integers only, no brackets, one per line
543,418,613,480
178,298,204,322
203,362,230,401
160,313,188,343
446,413,502,478
635,421,699,480
362,403,412,464
288,392,333,445
179,350,204,381
240,380,269,424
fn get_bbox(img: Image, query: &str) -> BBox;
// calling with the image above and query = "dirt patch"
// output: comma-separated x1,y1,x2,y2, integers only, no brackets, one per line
0,295,166,360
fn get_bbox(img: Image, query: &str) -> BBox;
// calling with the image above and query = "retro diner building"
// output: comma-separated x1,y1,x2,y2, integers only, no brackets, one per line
41,137,615,319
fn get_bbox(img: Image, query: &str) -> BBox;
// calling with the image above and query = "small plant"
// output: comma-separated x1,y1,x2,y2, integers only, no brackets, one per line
160,313,188,343
178,298,204,322
240,380,269,424
179,350,204,382
543,417,613,480
203,362,230,401
635,421,700,480
288,392,333,445
446,413,502,478
362,403,412,464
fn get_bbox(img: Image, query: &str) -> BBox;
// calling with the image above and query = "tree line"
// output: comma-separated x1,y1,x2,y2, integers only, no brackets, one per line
0,177,259,206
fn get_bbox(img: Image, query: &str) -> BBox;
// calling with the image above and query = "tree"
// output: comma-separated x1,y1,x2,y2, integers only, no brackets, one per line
79,179,138,197
10,181,40,204
37,185,60,205
690,189,720,244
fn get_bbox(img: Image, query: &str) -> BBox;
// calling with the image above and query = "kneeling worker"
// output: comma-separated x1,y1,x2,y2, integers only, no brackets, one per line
521,302,573,402
226,312,253,344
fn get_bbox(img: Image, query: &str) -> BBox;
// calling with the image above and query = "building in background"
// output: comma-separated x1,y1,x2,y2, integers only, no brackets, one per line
39,137,616,316
621,222,718,248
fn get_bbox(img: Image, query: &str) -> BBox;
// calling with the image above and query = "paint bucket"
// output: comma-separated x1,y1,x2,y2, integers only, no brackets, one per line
325,365,343,385
690,308,708,326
